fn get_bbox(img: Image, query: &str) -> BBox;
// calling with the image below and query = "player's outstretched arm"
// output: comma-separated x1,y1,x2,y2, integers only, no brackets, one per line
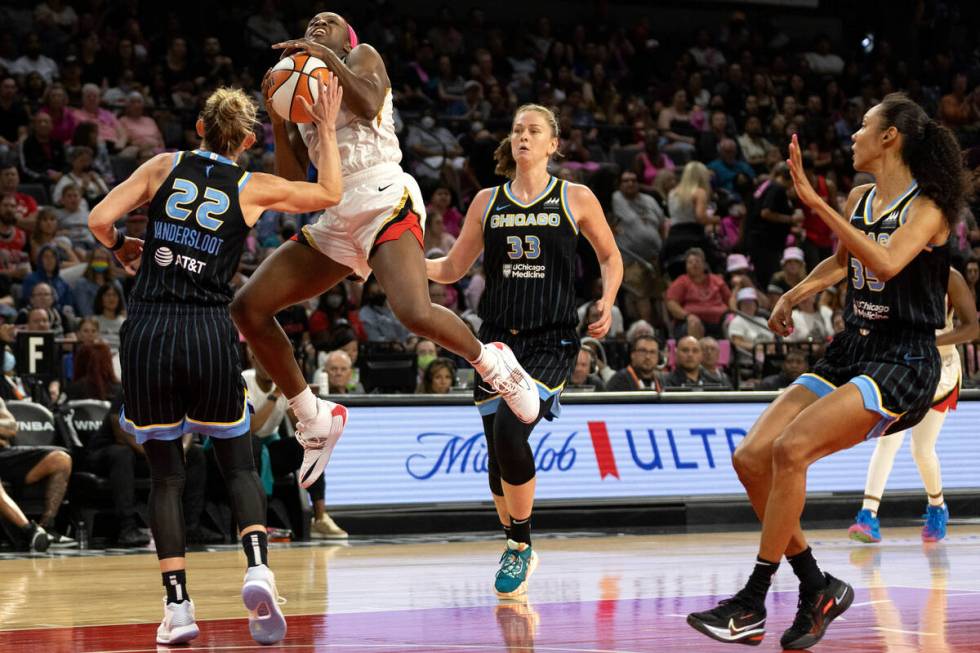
242,76,344,224
787,133,947,282
426,188,492,284
88,152,171,273
273,39,386,120
262,69,310,181
937,267,979,347
570,183,623,339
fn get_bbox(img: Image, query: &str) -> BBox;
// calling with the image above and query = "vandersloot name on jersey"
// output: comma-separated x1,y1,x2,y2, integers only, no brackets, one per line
153,220,225,256
502,262,547,279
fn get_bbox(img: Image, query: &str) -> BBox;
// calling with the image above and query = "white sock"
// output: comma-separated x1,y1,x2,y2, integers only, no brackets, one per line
469,342,490,371
288,387,318,423
909,409,946,507
862,430,905,514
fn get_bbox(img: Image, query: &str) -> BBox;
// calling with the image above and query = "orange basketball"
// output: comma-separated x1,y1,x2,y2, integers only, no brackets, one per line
268,54,333,123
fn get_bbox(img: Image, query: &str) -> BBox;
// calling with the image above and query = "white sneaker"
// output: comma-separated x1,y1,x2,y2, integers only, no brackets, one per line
295,399,348,488
478,343,540,424
242,564,287,644
310,513,348,540
156,599,199,645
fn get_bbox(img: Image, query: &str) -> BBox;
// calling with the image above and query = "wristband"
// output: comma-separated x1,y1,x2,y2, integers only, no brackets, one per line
108,228,126,251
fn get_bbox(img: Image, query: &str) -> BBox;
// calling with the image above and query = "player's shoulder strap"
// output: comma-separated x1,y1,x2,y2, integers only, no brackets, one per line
480,185,502,229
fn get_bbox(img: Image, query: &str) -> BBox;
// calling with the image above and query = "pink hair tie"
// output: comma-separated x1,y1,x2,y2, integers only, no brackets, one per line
347,24,359,48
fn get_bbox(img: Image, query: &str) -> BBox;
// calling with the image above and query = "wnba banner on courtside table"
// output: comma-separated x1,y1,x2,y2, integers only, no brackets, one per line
323,399,980,507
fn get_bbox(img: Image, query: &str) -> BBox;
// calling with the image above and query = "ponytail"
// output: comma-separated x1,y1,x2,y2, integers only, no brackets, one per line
878,93,969,225
494,135,516,179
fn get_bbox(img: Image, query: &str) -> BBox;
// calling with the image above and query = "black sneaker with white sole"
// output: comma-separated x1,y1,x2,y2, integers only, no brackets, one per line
687,591,766,646
780,573,854,650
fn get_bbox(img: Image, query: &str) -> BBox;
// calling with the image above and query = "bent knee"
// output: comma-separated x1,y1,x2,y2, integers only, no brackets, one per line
732,444,769,479
771,432,809,471
392,304,433,335
47,449,72,471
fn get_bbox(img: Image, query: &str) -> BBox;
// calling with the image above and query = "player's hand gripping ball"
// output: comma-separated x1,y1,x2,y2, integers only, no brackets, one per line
267,54,333,123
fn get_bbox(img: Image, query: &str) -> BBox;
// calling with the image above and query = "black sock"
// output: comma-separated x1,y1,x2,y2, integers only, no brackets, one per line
241,531,268,567
787,547,827,594
509,515,531,546
742,557,779,608
502,524,512,542
162,570,189,604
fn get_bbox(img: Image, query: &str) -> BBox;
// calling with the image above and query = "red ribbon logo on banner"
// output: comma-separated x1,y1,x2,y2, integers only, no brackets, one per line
587,421,620,480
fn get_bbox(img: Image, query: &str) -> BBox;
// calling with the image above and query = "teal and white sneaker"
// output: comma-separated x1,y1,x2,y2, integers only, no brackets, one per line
922,504,949,542
494,539,539,599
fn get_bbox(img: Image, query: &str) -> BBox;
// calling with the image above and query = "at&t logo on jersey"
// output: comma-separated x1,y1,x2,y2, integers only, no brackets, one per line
154,246,208,274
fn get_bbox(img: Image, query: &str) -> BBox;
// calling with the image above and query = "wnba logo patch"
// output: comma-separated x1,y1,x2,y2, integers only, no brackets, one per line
155,247,174,267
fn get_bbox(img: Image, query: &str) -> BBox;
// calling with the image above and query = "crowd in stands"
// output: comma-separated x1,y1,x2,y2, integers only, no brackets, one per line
1,0,979,550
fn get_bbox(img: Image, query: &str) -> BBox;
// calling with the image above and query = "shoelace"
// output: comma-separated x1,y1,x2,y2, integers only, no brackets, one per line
489,368,527,400
499,550,526,578
295,428,327,450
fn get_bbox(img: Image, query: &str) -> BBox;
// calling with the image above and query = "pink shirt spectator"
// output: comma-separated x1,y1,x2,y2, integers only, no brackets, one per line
666,273,732,325
72,107,123,148
119,114,164,151
38,107,77,144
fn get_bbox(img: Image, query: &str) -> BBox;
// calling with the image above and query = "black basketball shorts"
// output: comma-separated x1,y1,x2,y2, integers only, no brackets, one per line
118,303,250,444
793,327,940,439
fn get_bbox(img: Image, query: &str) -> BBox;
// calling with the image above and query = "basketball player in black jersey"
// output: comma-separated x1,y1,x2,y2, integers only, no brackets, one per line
87,78,344,646
428,104,622,598
689,94,968,649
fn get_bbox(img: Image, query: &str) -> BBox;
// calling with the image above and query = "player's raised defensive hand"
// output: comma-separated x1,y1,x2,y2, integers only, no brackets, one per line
114,237,144,275
587,299,613,339
272,38,330,62
768,293,795,337
298,74,343,130
786,133,822,210
261,69,283,122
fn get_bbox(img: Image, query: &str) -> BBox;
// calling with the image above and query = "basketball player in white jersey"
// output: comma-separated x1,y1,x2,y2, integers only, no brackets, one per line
849,267,977,543
232,12,542,489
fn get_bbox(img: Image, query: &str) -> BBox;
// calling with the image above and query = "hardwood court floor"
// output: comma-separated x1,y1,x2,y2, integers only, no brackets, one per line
0,525,978,652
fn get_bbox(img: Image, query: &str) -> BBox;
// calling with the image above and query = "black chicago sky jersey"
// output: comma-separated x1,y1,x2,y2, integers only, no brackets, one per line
479,177,580,331
132,150,252,306
844,183,949,335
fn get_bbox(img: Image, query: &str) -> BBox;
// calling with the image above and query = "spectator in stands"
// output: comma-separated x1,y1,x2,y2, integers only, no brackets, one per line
93,284,125,352
0,478,50,551
65,342,118,400
799,160,839,270
0,77,31,152
724,253,770,311
658,89,699,163
323,349,364,395
22,246,77,315
689,28,727,72
423,211,457,255
427,280,459,315
71,85,126,153
52,147,109,209
708,138,756,194
0,164,39,228
0,195,31,281
246,0,291,52
359,276,410,344
568,347,606,391
612,169,666,261
72,249,120,317
662,335,731,389
0,396,74,546
741,163,802,288
698,110,734,163
417,357,456,394
18,112,67,187
406,111,467,187
785,293,834,345
766,246,807,300
243,347,346,539
738,116,775,173
804,35,844,76
965,257,979,310
663,162,719,278
11,33,59,83
38,84,77,145
580,337,616,384
666,247,731,339
118,91,165,159
606,335,663,392
938,72,979,131
58,184,93,251
427,185,464,238
699,336,725,380
726,287,775,352
635,130,675,194
758,349,809,390
70,122,114,184
28,206,78,267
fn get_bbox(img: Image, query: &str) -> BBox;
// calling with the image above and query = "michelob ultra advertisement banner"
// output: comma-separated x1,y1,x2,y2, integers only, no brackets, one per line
323,400,980,507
